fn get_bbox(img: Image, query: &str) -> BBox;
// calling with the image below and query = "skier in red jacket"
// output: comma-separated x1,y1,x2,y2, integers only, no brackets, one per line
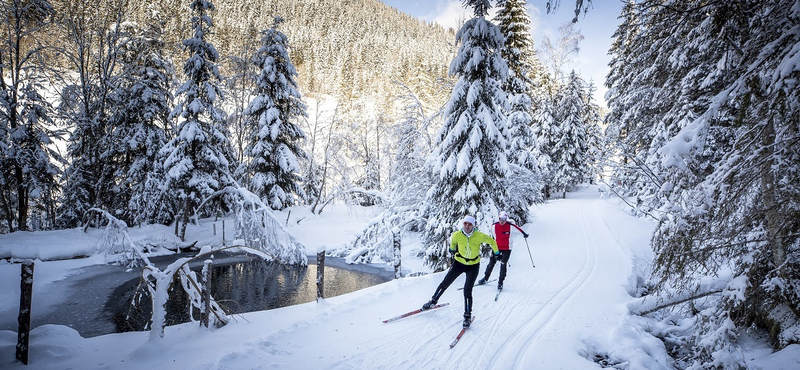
477,211,528,290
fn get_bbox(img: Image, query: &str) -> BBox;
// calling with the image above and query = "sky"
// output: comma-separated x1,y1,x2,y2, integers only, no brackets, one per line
379,0,625,107
2,185,798,369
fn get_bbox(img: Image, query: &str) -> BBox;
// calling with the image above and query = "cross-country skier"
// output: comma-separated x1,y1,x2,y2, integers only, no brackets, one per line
476,211,528,290
422,215,499,328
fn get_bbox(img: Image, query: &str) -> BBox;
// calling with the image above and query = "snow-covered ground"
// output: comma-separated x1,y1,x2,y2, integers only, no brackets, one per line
1,186,797,369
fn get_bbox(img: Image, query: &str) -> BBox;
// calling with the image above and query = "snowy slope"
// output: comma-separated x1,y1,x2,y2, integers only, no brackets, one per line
1,186,796,369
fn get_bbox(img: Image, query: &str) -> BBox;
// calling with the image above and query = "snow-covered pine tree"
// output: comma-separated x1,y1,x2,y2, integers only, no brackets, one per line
606,0,800,365
421,0,510,270
529,73,558,199
604,0,683,216
494,0,543,222
56,0,128,228
0,0,63,232
581,81,602,184
237,16,307,210
551,70,587,198
533,22,583,200
161,0,234,240
110,9,175,226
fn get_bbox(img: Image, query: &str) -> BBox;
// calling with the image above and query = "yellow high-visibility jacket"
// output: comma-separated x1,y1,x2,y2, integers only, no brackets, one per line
449,229,499,265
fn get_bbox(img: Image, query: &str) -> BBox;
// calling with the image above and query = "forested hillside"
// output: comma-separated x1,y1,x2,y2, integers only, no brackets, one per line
126,0,456,105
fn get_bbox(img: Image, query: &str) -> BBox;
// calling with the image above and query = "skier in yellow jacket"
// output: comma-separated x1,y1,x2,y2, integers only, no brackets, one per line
422,215,499,328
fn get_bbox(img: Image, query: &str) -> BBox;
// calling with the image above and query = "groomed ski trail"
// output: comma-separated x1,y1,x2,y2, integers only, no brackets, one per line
323,187,640,370
149,186,651,370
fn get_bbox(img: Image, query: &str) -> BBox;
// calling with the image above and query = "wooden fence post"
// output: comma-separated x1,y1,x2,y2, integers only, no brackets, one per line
201,260,212,328
16,260,34,365
316,249,325,302
393,229,402,279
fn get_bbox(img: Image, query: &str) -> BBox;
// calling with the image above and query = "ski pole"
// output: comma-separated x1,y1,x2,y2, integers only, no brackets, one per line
524,238,535,268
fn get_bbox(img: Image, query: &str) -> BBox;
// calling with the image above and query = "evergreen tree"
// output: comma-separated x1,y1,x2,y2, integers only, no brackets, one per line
494,0,543,221
606,0,800,364
238,17,307,210
161,0,233,240
551,70,587,198
604,0,673,214
0,0,62,232
109,8,175,225
581,81,602,184
530,75,559,198
57,0,129,228
421,0,510,270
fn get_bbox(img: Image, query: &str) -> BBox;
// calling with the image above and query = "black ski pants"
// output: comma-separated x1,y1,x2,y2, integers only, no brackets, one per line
483,249,511,284
430,261,479,315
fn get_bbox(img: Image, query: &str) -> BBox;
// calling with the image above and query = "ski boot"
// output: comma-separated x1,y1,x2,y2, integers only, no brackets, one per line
463,312,473,328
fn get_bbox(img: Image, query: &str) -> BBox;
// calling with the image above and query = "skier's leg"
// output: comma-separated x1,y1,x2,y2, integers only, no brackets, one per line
498,250,512,286
462,264,480,314
427,262,465,307
480,253,497,282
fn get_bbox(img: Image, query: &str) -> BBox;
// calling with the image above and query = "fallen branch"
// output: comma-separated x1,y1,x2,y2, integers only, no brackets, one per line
630,279,728,316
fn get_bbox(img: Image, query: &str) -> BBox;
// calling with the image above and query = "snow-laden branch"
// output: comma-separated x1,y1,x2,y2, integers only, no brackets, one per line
193,183,307,265
137,244,276,342
84,207,152,268
629,277,730,316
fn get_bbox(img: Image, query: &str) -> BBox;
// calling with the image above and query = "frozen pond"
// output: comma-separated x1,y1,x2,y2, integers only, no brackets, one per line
2,253,392,338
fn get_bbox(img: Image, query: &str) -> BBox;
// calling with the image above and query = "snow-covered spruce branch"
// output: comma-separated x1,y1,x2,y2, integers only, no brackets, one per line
629,278,729,316
83,207,152,268
668,234,800,258
597,180,662,222
615,144,665,188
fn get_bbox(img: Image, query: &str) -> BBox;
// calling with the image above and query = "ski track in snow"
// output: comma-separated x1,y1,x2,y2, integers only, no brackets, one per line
303,191,630,370
481,199,600,370
24,189,633,370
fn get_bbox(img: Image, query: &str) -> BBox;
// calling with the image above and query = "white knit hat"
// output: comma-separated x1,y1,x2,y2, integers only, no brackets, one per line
462,215,476,225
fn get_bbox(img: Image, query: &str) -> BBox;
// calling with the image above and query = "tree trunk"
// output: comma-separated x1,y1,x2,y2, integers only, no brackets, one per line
16,165,28,231
0,188,15,233
760,118,785,267
180,197,191,242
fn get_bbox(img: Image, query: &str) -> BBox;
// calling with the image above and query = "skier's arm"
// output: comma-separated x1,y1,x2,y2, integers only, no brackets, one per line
484,233,499,255
512,223,529,238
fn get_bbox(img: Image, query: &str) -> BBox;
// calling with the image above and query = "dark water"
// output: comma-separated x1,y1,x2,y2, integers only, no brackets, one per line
112,256,391,333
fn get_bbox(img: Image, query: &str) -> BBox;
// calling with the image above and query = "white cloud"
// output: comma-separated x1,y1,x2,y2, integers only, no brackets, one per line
423,0,502,30
422,0,470,30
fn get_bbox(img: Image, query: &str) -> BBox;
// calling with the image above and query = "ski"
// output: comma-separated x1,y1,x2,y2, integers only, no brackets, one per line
449,316,474,349
382,303,449,323
458,279,496,290
495,289,501,301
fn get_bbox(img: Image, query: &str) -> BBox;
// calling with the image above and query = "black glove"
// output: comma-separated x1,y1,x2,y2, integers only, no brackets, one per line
523,232,529,238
